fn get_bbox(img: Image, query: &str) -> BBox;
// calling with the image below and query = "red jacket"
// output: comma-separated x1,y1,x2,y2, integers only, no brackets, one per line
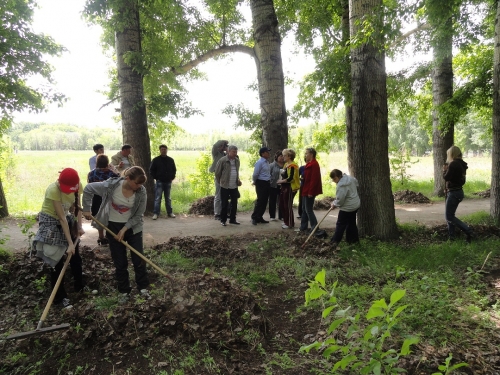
301,159,323,196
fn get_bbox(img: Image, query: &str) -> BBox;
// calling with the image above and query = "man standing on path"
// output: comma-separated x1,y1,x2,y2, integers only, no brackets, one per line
297,148,325,237
251,147,272,225
89,143,104,170
111,144,135,174
150,145,177,220
215,145,242,226
209,140,229,220
90,144,118,173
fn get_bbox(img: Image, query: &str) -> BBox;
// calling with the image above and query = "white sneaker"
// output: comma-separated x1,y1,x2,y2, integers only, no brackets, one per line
270,218,277,221
152,214,158,220
168,213,176,218
282,224,289,229
140,289,152,300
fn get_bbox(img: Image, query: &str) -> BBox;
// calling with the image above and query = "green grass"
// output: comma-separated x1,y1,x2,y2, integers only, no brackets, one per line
3,150,492,216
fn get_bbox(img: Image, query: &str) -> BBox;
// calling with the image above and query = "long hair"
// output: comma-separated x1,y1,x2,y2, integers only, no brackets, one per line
446,146,462,163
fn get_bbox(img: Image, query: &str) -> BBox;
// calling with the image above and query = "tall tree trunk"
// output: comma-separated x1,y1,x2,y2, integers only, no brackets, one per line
491,0,500,221
341,0,354,174
431,28,454,197
115,0,154,212
250,0,288,153
349,0,398,239
0,177,8,218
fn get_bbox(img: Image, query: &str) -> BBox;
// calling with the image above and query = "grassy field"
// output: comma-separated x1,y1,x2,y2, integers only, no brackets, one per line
3,150,492,216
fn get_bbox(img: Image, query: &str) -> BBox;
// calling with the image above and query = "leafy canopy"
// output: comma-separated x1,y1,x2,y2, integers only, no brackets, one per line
0,0,65,130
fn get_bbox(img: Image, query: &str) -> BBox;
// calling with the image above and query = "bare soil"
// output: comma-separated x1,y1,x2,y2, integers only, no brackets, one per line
1,195,498,375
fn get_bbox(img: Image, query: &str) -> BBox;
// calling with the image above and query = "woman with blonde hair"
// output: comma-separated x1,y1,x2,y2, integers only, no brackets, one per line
443,146,474,242
83,166,151,302
278,148,300,229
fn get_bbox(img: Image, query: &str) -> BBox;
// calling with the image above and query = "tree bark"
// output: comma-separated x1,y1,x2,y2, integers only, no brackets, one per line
250,0,288,153
491,1,500,221
341,0,354,174
115,0,154,212
431,29,454,197
0,177,8,218
349,0,398,239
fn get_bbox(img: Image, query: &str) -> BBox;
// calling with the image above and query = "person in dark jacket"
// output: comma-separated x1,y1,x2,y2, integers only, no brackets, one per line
88,154,119,245
443,145,474,242
150,145,177,219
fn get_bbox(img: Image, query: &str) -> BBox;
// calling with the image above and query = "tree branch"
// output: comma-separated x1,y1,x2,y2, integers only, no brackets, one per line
171,44,256,75
98,96,121,112
390,23,431,48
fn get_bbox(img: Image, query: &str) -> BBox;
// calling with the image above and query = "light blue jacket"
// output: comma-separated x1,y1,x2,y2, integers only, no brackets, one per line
82,177,146,234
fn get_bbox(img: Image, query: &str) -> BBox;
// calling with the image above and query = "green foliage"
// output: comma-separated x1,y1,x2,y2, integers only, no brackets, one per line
389,147,418,185
188,152,214,197
8,122,123,151
0,136,16,200
222,103,262,166
432,353,468,375
33,276,47,292
301,270,419,374
0,0,65,127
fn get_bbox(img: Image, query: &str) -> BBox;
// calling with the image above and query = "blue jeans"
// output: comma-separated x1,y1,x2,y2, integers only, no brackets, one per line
445,189,471,239
300,196,318,231
214,176,221,216
153,180,172,215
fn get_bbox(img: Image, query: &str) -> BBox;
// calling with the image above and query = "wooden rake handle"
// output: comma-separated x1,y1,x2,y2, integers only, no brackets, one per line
301,207,333,249
90,215,173,282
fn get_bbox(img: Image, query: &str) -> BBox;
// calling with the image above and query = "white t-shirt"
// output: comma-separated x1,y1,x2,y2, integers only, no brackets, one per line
121,156,131,170
108,181,135,223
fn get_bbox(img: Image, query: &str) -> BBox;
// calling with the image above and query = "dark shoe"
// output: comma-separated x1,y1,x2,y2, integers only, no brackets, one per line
214,215,221,220
466,230,475,244
330,241,340,250
315,229,327,239
296,216,301,219
259,219,269,224
229,220,240,225
99,237,109,246
251,219,258,225
220,221,227,226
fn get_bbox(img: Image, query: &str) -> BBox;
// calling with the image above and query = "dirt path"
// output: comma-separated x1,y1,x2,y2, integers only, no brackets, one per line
0,198,490,252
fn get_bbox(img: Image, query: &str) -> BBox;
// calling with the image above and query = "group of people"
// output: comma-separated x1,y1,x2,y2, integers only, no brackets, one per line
31,142,473,309
209,142,362,247
32,143,179,308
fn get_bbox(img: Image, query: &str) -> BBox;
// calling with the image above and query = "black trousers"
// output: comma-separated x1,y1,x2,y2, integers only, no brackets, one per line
331,210,359,244
107,221,149,293
51,244,83,303
220,187,239,223
251,179,270,221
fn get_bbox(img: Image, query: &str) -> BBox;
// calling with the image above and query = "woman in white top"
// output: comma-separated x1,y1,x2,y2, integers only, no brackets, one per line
82,166,150,302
